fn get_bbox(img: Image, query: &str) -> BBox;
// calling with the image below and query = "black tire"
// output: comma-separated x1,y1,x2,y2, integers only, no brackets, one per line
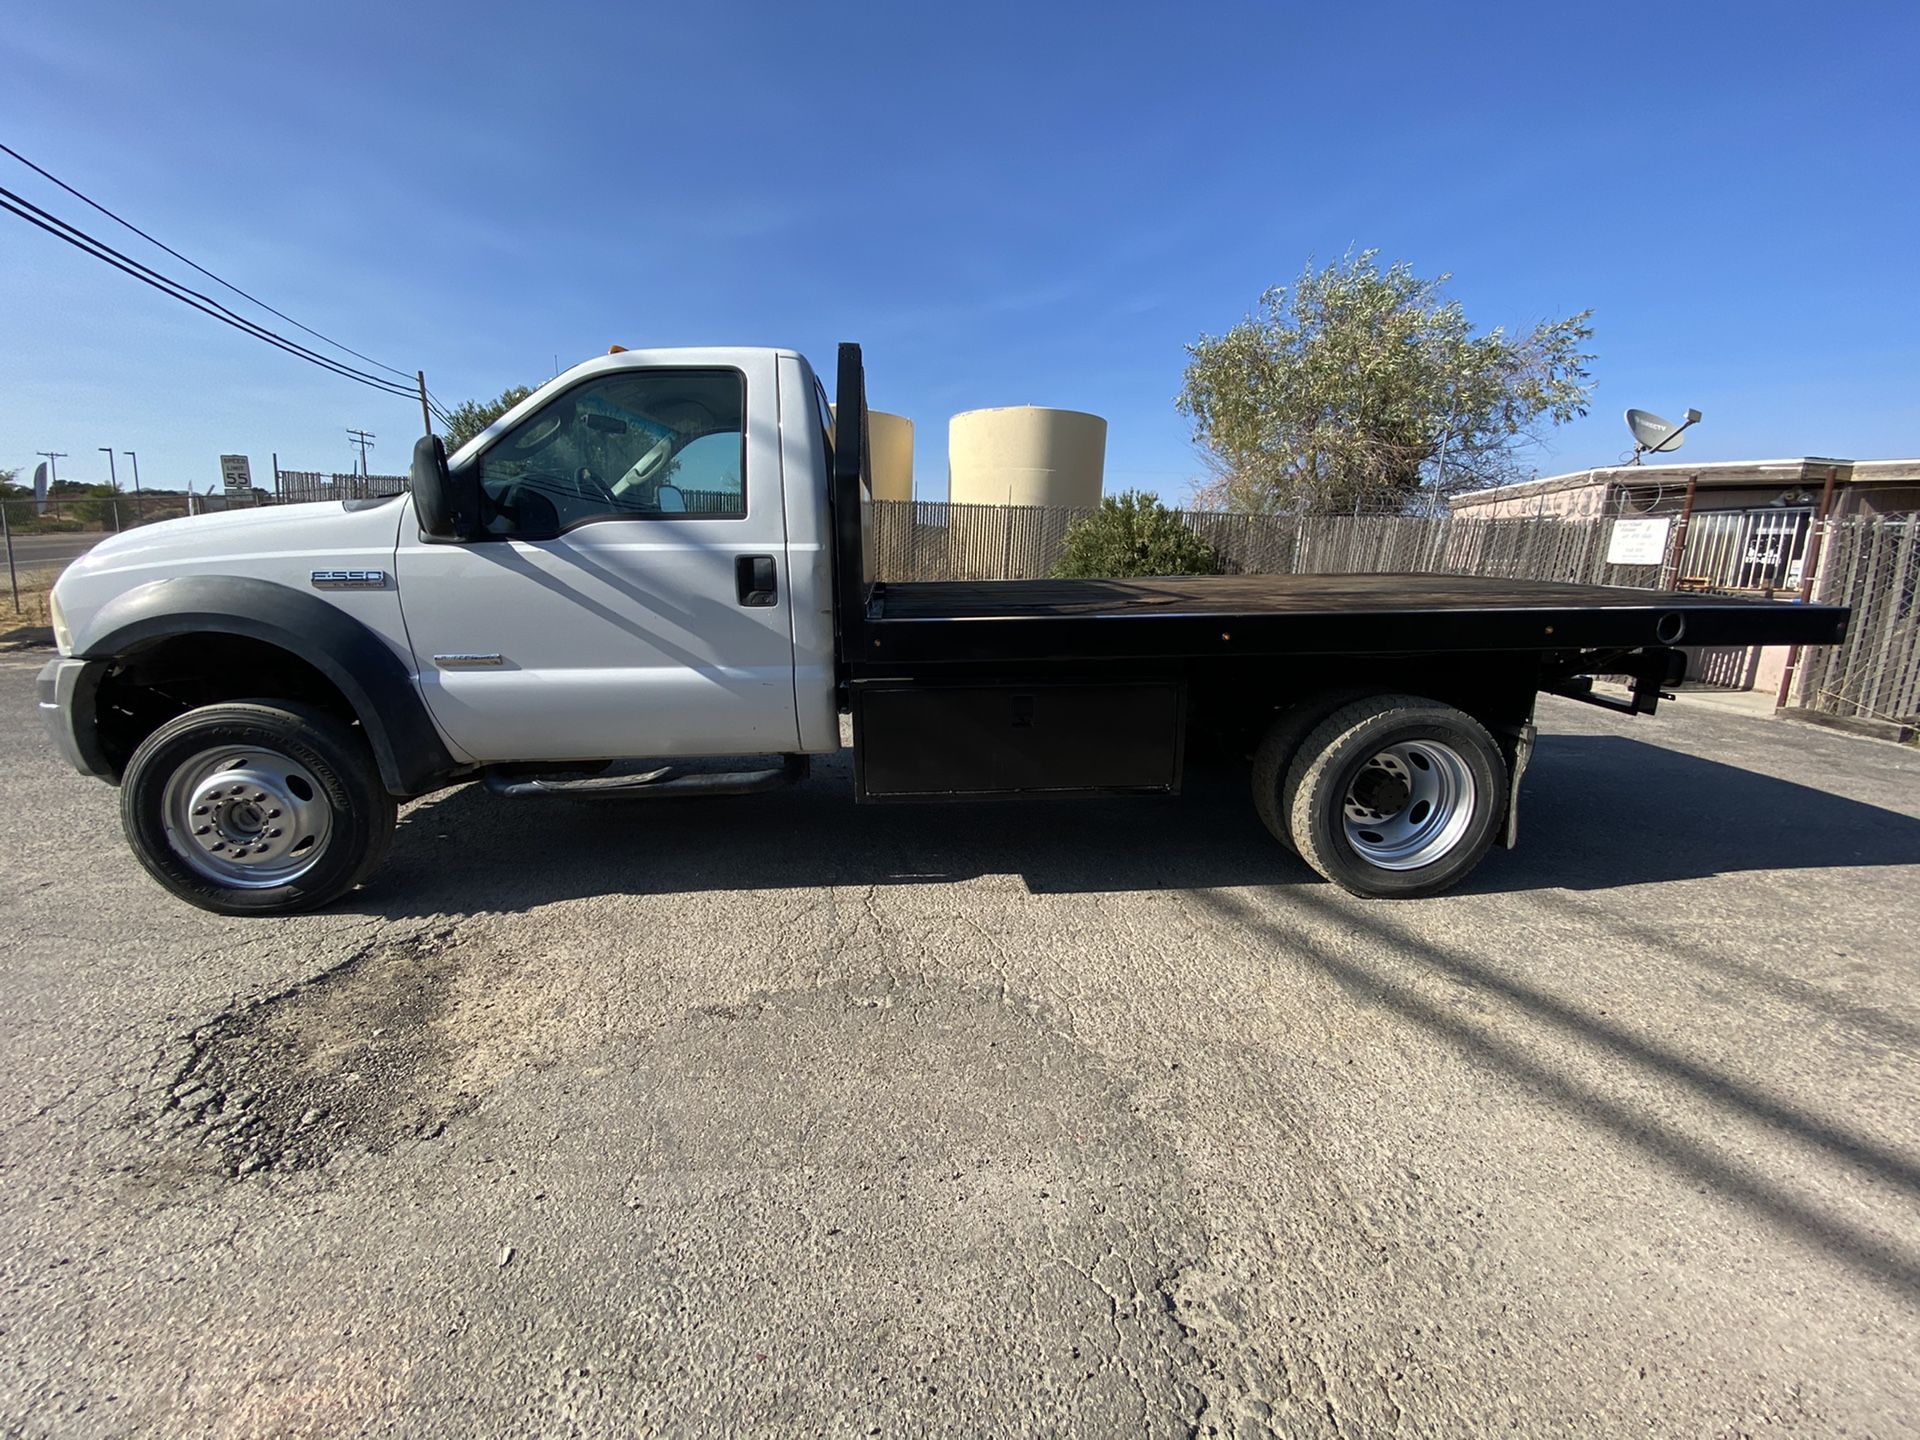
1250,690,1368,852
1276,694,1505,899
120,702,397,916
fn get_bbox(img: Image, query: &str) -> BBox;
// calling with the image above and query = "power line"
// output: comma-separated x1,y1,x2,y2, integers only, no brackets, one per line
1,149,466,436
0,183,415,398
0,141,416,383
0,185,417,400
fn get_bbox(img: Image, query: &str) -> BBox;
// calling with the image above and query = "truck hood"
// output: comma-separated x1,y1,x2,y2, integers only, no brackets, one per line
53,496,412,656
74,497,406,570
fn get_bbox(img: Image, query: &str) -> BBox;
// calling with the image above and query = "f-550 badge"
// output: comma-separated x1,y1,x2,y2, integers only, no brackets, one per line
310,569,388,590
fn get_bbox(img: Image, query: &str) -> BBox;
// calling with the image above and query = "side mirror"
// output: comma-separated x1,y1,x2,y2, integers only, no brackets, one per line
411,434,480,540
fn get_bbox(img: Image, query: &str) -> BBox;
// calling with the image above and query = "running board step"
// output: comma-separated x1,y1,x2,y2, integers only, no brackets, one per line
483,754,809,799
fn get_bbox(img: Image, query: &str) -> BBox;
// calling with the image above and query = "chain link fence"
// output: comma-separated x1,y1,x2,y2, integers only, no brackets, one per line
1795,518,1919,725
4,491,265,621
1,489,263,537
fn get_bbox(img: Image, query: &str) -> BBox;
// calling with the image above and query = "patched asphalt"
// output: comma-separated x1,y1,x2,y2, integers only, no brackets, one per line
2,651,1917,1437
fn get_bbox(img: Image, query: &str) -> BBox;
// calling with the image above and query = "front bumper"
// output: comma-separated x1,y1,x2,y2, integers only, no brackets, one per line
37,657,115,782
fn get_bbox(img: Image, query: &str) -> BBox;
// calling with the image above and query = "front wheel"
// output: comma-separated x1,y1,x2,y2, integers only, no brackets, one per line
1269,694,1507,899
120,702,397,915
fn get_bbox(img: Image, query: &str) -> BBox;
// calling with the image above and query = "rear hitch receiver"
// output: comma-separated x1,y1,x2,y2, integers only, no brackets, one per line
1546,647,1685,716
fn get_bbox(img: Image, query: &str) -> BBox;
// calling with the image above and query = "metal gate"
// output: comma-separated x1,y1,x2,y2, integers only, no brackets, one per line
1677,508,1812,593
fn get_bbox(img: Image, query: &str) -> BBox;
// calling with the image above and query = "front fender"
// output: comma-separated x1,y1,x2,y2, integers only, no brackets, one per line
75,575,460,796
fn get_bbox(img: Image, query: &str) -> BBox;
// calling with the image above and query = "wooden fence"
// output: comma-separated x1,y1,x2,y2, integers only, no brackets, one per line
869,500,1663,589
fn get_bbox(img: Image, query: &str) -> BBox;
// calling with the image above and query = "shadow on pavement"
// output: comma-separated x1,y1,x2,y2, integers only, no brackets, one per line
350,734,1920,918
1187,884,1920,1303
1477,733,1920,892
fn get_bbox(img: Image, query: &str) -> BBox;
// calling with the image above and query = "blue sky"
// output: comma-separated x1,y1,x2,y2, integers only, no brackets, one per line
4,1,1917,501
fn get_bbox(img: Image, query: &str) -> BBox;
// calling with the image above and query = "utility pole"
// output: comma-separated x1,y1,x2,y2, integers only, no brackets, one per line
123,450,142,495
417,372,433,439
346,428,376,477
99,447,119,492
3,498,17,612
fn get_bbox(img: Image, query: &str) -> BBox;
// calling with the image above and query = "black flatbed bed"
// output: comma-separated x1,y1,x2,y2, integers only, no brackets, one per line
861,572,1849,665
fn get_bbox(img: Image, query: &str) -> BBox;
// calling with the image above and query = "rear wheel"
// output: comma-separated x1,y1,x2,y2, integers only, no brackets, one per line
1271,694,1506,898
121,702,396,915
1250,691,1367,852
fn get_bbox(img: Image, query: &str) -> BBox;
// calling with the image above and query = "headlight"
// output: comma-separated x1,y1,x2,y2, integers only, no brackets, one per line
49,590,73,656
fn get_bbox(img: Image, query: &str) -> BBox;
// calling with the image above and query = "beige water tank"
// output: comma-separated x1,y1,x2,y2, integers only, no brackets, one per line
948,407,1106,508
866,410,914,502
831,407,914,501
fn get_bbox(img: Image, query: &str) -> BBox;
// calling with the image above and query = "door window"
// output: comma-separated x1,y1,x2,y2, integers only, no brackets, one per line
472,368,745,536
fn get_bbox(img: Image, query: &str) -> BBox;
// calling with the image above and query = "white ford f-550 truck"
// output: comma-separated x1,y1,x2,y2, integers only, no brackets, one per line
38,344,1848,914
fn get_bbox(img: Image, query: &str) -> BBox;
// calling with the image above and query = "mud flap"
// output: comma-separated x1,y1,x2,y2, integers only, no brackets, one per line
1501,721,1536,848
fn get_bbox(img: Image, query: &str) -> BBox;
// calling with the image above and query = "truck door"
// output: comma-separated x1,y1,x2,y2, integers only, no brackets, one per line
393,356,799,763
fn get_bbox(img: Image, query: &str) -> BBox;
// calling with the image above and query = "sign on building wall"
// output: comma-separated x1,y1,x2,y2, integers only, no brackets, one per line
219,455,253,495
1606,516,1671,567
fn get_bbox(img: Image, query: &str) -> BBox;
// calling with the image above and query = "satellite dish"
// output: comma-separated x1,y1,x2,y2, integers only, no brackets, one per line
1624,406,1703,463
1627,409,1684,453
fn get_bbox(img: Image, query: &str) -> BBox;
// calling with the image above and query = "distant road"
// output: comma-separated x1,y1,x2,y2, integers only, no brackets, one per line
2,531,107,570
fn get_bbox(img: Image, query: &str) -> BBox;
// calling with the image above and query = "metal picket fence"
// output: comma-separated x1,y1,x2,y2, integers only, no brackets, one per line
274,471,409,504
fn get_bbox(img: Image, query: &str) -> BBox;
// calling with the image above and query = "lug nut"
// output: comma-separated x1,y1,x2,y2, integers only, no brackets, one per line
267,809,281,819
210,842,225,852
267,829,282,838
254,792,267,802
193,825,211,836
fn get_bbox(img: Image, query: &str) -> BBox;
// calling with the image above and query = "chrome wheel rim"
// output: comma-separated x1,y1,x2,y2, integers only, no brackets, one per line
161,746,333,888
1341,740,1476,870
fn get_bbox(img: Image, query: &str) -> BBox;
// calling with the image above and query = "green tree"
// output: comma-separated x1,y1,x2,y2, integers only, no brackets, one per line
1178,251,1595,515
441,385,534,451
69,484,121,527
1053,491,1216,579
0,466,22,498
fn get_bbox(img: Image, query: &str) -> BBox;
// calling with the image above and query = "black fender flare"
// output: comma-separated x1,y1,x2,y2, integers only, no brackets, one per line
75,575,461,796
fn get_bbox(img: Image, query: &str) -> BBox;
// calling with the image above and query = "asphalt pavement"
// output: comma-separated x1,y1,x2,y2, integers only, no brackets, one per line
1,653,1917,1438
0,531,104,569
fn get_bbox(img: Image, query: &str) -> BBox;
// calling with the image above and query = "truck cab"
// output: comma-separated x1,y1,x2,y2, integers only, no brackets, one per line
393,347,841,764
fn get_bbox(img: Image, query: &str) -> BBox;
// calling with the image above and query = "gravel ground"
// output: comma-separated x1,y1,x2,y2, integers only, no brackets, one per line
2,650,1917,1438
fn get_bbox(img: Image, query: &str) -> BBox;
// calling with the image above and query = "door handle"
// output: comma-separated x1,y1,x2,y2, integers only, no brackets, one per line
736,554,777,607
